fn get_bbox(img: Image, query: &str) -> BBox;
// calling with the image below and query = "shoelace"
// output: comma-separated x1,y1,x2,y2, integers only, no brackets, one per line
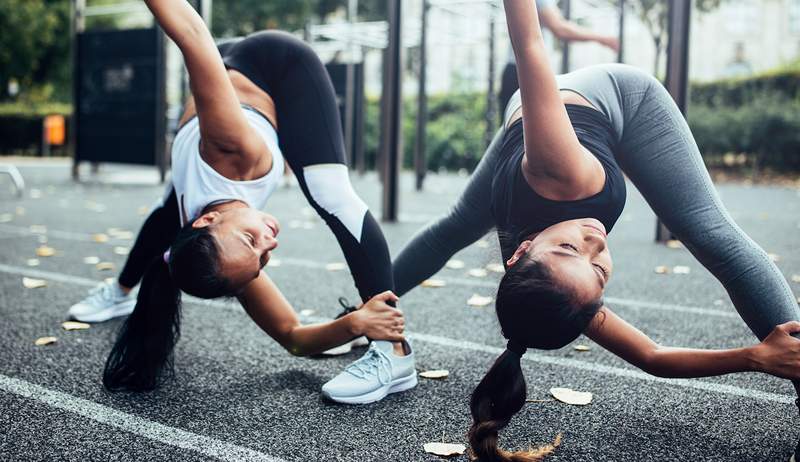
335,297,358,320
89,283,115,302
345,345,393,385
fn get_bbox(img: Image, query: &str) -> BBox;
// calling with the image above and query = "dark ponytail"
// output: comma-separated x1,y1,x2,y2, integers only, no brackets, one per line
103,224,236,392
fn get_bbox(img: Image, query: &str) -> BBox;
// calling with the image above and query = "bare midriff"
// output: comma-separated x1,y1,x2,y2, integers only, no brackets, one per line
506,89,596,128
178,69,278,129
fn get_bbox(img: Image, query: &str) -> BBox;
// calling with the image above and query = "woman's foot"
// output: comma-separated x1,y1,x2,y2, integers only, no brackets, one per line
321,340,416,404
67,280,135,322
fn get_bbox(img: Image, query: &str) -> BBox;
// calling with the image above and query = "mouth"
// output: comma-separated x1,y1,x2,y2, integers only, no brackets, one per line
264,220,279,239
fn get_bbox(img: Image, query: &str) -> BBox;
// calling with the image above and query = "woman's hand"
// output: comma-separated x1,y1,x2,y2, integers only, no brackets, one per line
751,321,800,379
350,291,404,342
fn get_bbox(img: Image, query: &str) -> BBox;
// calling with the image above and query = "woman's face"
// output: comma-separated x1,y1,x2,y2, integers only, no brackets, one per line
192,208,280,289
507,218,613,303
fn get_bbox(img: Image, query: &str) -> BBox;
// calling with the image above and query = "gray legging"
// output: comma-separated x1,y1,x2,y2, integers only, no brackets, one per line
393,63,799,347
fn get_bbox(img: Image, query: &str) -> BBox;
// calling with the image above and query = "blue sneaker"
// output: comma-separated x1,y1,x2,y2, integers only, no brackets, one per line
322,340,417,404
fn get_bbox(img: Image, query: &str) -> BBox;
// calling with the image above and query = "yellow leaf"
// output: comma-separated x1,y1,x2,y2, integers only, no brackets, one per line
113,246,130,256
467,294,492,307
26,259,40,267
445,259,465,269
34,336,57,346
62,321,91,331
423,442,466,457
91,233,109,243
654,266,669,274
486,263,505,273
23,277,47,289
666,240,682,249
573,344,591,352
550,387,593,405
467,268,488,278
419,370,449,379
421,279,446,288
96,262,115,271
672,265,691,274
325,262,346,271
83,256,100,265
36,246,56,257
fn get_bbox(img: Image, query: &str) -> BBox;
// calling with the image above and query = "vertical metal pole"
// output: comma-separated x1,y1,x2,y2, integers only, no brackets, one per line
414,0,429,191
344,0,358,168
560,0,571,74
485,5,497,148
154,27,168,183
198,0,212,27
656,0,691,242
71,0,86,181
380,0,403,221
617,0,625,63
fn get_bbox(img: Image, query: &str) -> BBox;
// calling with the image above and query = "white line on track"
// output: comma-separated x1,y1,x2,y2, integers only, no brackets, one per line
0,375,286,462
0,263,792,404
0,223,738,319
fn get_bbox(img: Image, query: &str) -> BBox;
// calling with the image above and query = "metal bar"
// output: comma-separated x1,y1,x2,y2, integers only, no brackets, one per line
71,0,86,181
380,0,403,221
344,0,358,168
84,2,149,17
485,8,497,147
414,0,430,191
656,0,692,242
617,0,624,63
560,0,571,74
154,27,168,183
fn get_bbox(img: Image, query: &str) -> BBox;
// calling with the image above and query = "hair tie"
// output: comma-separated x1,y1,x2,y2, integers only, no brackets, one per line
163,249,171,264
506,338,527,357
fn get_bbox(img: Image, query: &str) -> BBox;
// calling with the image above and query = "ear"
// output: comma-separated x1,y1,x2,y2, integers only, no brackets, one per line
506,240,532,267
192,211,221,229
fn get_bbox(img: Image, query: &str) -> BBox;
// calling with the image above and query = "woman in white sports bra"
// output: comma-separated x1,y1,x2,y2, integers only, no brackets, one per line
102,0,409,392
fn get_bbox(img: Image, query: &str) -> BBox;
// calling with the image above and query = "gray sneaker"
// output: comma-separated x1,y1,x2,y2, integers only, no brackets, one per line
322,340,416,404
67,280,136,322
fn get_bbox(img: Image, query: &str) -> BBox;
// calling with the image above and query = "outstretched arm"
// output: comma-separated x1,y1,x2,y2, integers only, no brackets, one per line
143,0,262,158
585,306,800,380
538,6,619,51
502,0,604,199
236,273,404,356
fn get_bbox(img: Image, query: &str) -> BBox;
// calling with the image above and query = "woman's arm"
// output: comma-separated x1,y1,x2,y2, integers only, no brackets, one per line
236,273,404,356
538,6,619,51
502,0,604,199
585,306,800,379
143,0,263,160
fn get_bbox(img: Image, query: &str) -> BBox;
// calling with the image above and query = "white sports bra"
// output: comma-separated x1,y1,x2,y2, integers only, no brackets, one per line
170,105,284,226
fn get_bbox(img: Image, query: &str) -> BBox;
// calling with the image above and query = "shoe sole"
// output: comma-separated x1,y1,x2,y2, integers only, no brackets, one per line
323,372,418,405
69,299,136,323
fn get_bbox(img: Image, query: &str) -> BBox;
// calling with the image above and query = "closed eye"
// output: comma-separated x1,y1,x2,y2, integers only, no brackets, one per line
559,243,579,252
246,233,256,247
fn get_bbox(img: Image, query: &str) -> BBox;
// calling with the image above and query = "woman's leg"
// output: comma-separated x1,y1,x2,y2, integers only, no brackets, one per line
392,128,504,296
226,31,393,303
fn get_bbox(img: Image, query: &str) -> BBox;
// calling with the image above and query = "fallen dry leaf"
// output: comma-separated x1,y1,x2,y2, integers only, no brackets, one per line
486,263,505,273
96,262,115,271
666,240,682,249
421,279,446,288
445,259,465,269
791,275,800,283
573,345,591,352
672,266,691,274
423,442,466,457
325,262,346,271
550,387,592,405
91,233,109,243
34,336,57,346
113,246,130,256
35,246,56,257
83,256,100,265
23,277,47,289
467,294,493,307
419,370,449,379
467,268,488,278
654,266,670,274
62,321,91,331
26,259,40,267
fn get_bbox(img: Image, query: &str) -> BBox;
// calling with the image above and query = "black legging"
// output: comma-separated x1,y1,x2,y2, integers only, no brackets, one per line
120,31,393,302
497,62,519,124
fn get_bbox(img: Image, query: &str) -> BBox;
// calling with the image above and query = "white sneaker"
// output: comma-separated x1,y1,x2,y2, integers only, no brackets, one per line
321,336,369,356
67,280,136,322
322,340,417,404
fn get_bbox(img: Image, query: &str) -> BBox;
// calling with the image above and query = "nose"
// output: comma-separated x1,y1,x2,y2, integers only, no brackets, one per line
584,233,607,253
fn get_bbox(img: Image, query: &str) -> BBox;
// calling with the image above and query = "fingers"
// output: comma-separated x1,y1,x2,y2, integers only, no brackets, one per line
776,321,800,335
371,290,400,304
